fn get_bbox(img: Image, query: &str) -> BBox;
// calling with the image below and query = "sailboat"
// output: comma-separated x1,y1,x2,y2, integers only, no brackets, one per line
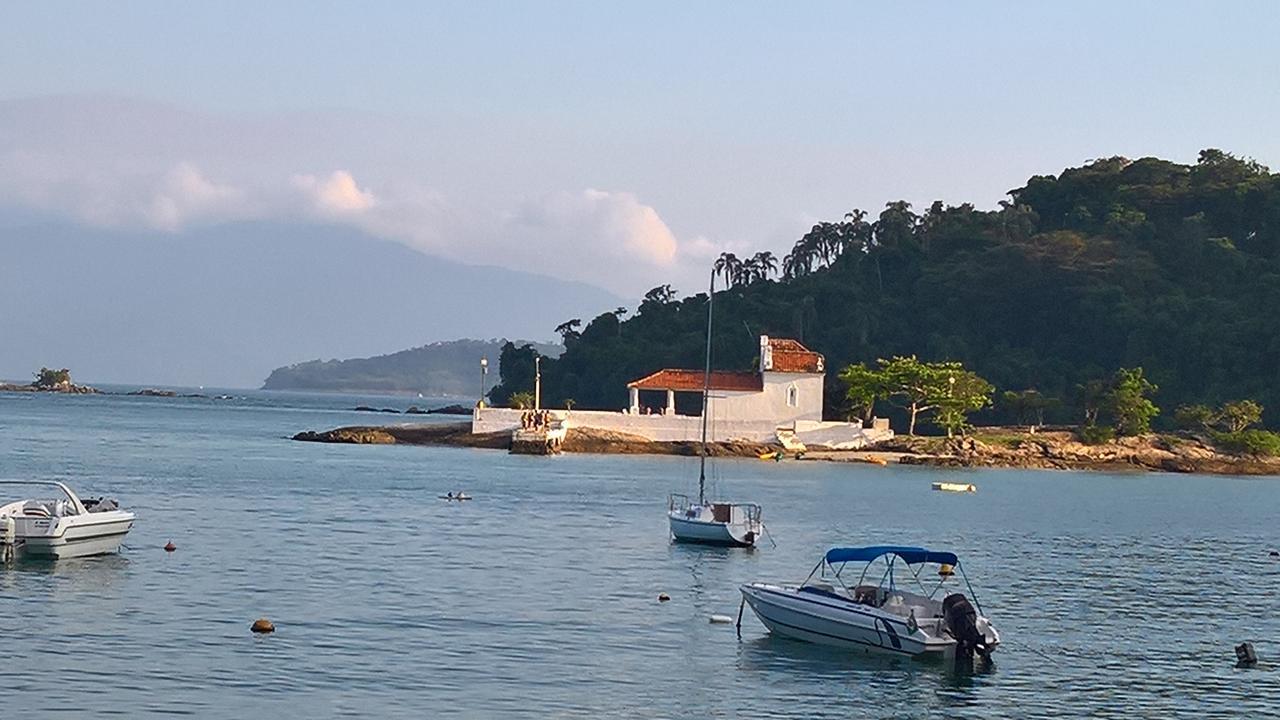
667,272,765,547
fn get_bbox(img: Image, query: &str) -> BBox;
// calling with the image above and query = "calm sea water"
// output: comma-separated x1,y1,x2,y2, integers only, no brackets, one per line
2,390,1279,718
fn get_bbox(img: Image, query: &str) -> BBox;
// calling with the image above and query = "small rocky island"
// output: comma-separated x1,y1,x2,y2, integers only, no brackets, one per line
0,367,99,394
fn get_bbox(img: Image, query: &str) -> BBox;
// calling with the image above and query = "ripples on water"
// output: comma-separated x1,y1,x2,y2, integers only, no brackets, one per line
2,391,1279,718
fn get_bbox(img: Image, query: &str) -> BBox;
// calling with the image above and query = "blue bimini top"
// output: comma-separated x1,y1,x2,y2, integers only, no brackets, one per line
825,545,959,567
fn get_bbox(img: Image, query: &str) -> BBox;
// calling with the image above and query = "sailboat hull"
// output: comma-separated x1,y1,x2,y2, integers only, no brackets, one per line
665,509,752,543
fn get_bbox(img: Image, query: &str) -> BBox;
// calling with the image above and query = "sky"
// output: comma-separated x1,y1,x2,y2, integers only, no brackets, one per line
2,2,1279,383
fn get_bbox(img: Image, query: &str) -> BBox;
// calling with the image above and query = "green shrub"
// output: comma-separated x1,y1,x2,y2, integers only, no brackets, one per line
1211,430,1280,457
1078,424,1116,445
507,391,535,409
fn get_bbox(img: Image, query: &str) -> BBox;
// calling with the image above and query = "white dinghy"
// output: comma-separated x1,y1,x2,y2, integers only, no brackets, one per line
1,480,135,560
740,545,999,662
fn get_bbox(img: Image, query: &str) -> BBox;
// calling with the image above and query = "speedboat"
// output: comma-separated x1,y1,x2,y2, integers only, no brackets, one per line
740,545,999,661
1,480,135,560
668,494,762,547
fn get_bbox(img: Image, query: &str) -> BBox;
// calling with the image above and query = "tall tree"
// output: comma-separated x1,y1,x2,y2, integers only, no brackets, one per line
878,356,991,436
554,318,582,343
1218,400,1263,433
1106,367,1160,436
934,370,995,437
1001,389,1055,430
838,362,888,424
750,251,778,281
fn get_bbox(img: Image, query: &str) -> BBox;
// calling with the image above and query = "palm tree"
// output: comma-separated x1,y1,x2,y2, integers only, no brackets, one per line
751,251,778,280
781,251,798,280
714,252,742,288
873,201,918,251
840,209,871,256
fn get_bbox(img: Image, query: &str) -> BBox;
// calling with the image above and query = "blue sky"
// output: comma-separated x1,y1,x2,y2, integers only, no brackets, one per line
2,1,1279,294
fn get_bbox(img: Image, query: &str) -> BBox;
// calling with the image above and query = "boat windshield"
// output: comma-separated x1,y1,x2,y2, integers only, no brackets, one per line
803,546,985,613
0,480,88,515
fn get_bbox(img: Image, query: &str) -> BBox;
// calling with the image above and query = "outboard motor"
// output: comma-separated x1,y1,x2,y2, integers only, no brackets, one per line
943,593,990,665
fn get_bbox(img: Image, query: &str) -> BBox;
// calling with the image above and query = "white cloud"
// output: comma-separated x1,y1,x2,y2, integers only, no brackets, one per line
145,163,248,231
291,170,377,214
499,188,678,272
0,99,715,295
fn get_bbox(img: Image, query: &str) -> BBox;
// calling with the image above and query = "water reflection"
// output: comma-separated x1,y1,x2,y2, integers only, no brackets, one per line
1,552,130,597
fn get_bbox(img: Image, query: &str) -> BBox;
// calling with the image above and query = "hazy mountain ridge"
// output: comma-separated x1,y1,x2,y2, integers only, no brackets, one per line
262,339,561,395
0,216,619,387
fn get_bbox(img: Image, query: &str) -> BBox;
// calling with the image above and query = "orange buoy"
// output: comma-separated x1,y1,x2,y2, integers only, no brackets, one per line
164,541,176,552
251,618,275,634
658,593,671,603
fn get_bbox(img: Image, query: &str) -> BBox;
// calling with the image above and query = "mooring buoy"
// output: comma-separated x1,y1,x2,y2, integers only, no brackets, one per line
1236,642,1258,667
658,593,670,603
164,541,176,552
709,614,733,624
251,618,275,634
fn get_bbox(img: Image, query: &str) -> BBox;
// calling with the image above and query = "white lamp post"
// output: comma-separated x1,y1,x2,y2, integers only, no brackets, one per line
479,356,488,408
534,355,542,411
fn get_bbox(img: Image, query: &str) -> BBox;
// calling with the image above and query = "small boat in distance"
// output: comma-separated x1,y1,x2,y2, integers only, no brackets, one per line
1,480,135,560
932,482,976,493
740,545,999,661
667,270,764,548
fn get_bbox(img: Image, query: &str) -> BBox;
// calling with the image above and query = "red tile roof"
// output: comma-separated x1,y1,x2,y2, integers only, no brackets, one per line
766,338,824,373
628,369,763,392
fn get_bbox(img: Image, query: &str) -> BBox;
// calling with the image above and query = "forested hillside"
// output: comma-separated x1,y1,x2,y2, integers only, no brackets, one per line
491,151,1280,429
263,339,560,395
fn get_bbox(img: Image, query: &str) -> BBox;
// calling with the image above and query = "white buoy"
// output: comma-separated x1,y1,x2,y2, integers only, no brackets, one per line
709,614,734,624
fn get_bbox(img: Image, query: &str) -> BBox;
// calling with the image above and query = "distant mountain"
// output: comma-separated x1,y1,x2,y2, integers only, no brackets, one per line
0,217,621,387
262,339,561,395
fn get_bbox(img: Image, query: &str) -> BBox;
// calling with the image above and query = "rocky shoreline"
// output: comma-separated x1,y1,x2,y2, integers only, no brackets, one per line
0,382,99,394
291,423,1280,475
292,422,778,457
874,430,1280,476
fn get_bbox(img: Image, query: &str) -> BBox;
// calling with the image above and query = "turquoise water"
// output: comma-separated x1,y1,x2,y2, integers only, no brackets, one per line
2,390,1279,718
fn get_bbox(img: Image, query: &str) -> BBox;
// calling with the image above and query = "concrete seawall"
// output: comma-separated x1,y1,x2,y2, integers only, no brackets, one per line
472,407,891,447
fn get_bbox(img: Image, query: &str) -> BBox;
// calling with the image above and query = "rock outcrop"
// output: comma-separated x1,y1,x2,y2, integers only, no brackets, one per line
0,381,99,394
293,422,778,457
885,431,1280,475
290,422,1279,475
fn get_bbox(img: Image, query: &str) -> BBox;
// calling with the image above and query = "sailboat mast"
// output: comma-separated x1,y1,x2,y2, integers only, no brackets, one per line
699,270,714,505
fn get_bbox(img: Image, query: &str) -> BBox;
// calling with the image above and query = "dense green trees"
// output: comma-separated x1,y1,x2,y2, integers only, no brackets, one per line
1001,390,1056,430
853,356,994,436
1175,400,1264,433
493,150,1280,431
33,367,71,388
1105,368,1160,436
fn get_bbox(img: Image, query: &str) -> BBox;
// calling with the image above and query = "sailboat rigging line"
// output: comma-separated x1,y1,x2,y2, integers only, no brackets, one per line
761,523,778,548
698,269,715,505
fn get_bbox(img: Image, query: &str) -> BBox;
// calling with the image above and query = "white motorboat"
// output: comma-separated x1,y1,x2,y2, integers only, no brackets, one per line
667,269,765,548
1,480,135,560
740,545,999,661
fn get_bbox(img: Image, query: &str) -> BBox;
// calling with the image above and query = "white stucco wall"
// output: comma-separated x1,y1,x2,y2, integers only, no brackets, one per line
472,404,889,446
474,406,779,442
472,368,856,444
708,372,824,425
